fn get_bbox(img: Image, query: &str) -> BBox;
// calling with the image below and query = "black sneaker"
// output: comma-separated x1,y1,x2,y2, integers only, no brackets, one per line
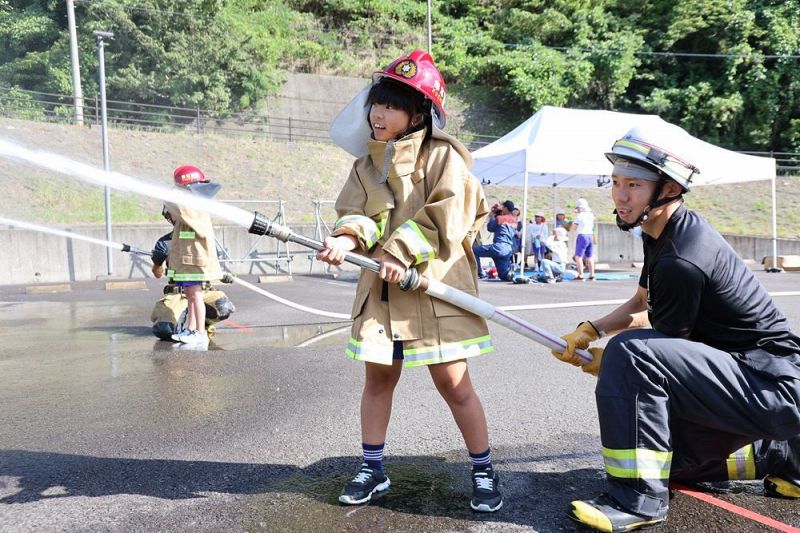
338,463,390,505
470,469,503,512
568,494,666,532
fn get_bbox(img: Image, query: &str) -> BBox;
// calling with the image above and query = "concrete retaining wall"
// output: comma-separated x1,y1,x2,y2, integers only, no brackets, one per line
593,224,800,265
2,222,799,285
0,223,329,286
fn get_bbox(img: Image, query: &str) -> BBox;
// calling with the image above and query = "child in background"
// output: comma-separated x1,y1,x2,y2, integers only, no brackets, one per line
321,50,503,512
165,165,223,346
526,212,549,270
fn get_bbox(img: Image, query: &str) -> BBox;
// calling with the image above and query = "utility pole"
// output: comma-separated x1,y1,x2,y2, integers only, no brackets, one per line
426,0,432,54
94,29,114,276
66,0,84,125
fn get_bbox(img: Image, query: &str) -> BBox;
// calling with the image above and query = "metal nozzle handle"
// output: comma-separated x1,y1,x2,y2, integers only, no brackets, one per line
121,243,152,256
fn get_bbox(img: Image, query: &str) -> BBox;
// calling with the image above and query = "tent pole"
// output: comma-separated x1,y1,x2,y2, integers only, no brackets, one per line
519,170,529,275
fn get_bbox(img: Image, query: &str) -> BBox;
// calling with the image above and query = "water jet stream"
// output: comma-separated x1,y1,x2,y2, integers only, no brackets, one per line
0,216,149,255
0,138,592,363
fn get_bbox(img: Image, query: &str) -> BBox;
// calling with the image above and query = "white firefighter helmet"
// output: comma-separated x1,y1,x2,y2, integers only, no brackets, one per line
605,123,700,192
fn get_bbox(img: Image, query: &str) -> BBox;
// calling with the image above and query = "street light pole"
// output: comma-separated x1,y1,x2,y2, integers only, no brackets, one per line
426,0,432,54
94,29,114,276
66,0,84,125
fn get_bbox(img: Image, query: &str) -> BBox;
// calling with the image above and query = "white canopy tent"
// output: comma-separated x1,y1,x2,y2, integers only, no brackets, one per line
470,106,778,269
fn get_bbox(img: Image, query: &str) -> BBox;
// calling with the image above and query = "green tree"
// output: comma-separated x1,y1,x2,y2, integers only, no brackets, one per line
631,0,800,153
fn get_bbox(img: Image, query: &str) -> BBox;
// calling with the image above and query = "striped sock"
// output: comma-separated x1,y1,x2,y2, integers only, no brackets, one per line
470,448,493,472
363,442,385,472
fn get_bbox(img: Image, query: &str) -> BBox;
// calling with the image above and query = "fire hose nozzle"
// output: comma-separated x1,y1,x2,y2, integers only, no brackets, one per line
121,243,152,256
398,268,422,291
249,211,270,236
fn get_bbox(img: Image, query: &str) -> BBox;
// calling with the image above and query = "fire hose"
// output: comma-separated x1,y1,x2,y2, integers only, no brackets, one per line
247,212,593,364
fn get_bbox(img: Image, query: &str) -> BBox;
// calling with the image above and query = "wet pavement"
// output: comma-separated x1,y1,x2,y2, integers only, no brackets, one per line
1,271,799,532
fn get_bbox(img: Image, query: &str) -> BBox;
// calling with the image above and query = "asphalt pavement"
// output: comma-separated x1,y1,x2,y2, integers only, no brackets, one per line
1,268,799,532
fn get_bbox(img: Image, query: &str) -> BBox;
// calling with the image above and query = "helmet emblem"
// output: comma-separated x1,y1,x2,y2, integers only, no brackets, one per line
394,60,417,79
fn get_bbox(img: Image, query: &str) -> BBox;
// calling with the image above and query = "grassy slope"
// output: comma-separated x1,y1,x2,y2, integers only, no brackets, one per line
1,116,798,238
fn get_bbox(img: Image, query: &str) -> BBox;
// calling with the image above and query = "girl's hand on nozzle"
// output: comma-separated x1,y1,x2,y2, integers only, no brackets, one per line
375,252,406,284
316,235,357,265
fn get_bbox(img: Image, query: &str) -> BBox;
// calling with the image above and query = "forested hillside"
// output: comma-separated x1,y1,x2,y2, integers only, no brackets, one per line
1,0,798,154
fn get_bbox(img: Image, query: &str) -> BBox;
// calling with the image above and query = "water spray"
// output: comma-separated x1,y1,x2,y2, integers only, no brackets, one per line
0,138,592,364
0,139,254,228
0,215,349,320
0,216,151,256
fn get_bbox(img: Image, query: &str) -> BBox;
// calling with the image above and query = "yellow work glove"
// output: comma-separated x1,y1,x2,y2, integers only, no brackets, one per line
580,347,605,377
551,321,603,367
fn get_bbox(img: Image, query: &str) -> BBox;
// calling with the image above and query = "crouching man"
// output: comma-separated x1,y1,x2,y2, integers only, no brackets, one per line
552,123,800,532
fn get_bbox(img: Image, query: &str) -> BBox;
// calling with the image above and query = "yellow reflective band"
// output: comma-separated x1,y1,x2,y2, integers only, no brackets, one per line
335,215,380,249
178,231,196,239
375,216,387,241
396,220,435,264
602,447,672,480
345,337,393,364
615,139,649,156
403,336,493,367
346,336,494,367
726,444,756,480
166,269,207,281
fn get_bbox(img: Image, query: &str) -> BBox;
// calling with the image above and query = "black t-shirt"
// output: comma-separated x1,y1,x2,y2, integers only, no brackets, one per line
639,204,800,375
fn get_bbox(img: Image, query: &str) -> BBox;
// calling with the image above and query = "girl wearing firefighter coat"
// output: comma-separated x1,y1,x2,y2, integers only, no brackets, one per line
164,165,223,346
318,50,503,513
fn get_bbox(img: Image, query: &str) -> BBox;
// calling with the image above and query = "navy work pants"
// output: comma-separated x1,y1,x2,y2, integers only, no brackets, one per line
473,243,514,280
596,329,800,518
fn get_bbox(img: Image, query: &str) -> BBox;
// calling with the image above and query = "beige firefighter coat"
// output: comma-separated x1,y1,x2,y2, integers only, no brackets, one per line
150,289,233,327
332,128,492,367
164,204,222,282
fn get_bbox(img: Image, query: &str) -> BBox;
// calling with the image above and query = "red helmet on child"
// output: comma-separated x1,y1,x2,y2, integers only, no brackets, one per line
173,165,208,186
374,50,447,125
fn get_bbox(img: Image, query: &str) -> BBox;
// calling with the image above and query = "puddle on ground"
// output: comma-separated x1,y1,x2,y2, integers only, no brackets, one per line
0,300,350,354
210,322,350,350
242,459,496,531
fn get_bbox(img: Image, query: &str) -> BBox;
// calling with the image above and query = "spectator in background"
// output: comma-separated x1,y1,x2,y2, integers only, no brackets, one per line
572,198,596,280
474,200,517,281
539,226,570,283
512,207,523,265
526,212,549,270
555,210,569,230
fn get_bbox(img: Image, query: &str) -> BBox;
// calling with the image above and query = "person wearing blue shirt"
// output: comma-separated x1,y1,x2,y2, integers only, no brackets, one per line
473,200,517,281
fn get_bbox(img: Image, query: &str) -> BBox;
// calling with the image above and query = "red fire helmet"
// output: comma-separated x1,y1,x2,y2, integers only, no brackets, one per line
173,165,208,186
373,50,447,122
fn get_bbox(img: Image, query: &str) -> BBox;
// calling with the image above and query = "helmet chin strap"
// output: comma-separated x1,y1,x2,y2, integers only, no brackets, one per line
614,179,683,232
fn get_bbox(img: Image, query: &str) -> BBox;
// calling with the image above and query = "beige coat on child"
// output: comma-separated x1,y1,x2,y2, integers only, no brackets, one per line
333,128,492,367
